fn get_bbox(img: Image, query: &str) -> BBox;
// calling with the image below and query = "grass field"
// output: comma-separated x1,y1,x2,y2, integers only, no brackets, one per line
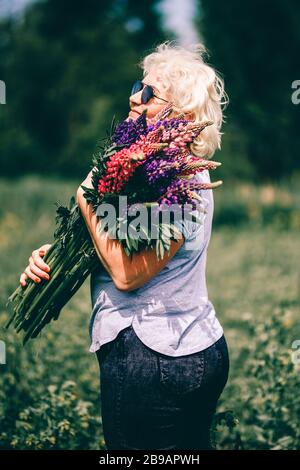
0,175,299,450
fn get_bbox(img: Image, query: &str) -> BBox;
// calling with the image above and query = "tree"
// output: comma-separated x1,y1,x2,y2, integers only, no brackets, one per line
198,0,300,180
0,0,165,177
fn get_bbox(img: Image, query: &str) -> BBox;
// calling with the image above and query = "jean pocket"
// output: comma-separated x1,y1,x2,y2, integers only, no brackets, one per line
158,351,205,395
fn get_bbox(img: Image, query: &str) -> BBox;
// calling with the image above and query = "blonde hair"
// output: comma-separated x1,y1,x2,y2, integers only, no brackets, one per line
139,41,229,158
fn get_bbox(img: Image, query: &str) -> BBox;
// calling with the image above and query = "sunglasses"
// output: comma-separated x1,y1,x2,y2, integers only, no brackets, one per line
130,79,169,104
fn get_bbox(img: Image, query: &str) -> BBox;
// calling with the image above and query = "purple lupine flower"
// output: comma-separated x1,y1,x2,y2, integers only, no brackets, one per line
112,112,148,147
147,118,188,134
157,178,216,209
138,147,189,197
146,117,213,149
110,110,220,213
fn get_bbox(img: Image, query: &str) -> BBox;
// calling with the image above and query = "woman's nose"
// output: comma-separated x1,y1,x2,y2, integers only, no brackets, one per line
129,91,142,106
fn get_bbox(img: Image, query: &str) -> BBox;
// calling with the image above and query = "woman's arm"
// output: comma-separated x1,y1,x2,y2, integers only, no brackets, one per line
76,172,184,292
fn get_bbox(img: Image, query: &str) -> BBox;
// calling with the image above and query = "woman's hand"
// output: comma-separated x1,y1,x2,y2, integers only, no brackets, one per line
19,244,52,286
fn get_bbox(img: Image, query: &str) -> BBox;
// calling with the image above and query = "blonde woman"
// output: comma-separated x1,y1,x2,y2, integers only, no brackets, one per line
20,41,230,450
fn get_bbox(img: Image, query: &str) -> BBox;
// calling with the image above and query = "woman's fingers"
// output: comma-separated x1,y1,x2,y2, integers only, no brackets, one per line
19,272,27,286
19,264,48,286
31,247,51,273
39,243,52,253
24,265,42,283
19,244,52,286
29,256,50,280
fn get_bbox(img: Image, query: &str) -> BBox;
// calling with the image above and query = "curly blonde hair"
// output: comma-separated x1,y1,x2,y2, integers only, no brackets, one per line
139,41,229,158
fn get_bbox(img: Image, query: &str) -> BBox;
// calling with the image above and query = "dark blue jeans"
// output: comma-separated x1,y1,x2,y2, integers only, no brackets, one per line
96,324,230,450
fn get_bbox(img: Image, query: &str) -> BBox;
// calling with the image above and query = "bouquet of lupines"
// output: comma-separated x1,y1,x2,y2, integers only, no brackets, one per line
5,104,222,344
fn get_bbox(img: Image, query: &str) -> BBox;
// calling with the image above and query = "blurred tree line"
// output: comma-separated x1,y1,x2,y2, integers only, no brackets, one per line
0,0,165,177
199,0,300,181
0,0,299,181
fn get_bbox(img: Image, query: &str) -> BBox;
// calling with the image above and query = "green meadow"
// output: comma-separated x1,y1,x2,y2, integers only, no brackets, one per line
0,175,299,450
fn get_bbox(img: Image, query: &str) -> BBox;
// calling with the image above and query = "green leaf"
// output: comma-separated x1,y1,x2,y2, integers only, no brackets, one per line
125,234,132,252
159,240,165,259
129,236,139,251
161,224,172,239
190,212,206,224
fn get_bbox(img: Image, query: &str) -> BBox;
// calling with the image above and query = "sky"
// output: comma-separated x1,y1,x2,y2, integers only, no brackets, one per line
0,0,200,45
0,0,32,17
158,0,200,46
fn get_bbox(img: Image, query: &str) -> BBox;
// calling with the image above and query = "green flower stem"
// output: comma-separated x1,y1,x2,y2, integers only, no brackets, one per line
9,244,63,318
14,251,68,323
22,251,95,342
13,233,90,323
13,239,83,331
7,239,61,306
28,258,98,341
26,252,98,338
7,237,64,306
19,242,83,326
18,239,94,330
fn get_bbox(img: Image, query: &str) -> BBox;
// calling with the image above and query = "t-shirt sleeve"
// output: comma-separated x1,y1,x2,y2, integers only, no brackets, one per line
173,196,206,244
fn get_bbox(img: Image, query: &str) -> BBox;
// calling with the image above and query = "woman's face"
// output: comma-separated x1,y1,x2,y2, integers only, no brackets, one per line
128,69,170,122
